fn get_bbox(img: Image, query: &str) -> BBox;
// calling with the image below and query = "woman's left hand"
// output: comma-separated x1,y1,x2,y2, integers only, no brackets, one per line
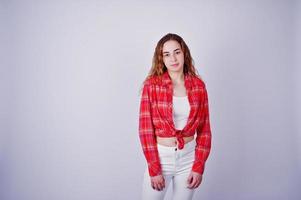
187,171,203,189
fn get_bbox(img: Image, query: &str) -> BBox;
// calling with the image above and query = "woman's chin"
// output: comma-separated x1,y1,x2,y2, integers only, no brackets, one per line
168,67,183,73
167,67,183,73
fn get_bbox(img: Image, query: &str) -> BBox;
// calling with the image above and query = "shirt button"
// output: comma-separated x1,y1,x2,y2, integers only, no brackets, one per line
175,148,177,151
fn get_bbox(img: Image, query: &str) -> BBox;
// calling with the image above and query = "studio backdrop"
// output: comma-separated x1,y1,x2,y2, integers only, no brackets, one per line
1,0,300,200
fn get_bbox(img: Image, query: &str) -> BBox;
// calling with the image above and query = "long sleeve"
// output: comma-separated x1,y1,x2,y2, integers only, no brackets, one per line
192,85,212,175
138,83,162,177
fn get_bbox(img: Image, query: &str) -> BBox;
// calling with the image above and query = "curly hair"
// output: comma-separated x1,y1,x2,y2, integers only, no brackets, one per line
139,33,200,93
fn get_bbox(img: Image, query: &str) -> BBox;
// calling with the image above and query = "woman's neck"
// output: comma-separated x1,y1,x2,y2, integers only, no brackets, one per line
168,71,184,85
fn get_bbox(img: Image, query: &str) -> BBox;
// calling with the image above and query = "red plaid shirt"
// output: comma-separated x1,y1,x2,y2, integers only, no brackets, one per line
139,71,212,177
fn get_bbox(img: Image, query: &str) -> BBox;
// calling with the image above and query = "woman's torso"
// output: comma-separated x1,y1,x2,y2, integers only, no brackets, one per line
156,79,195,147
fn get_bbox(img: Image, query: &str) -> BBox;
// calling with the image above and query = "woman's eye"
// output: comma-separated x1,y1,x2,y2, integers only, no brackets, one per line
176,51,181,54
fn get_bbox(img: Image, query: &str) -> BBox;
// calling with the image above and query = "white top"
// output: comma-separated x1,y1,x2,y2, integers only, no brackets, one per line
172,95,190,130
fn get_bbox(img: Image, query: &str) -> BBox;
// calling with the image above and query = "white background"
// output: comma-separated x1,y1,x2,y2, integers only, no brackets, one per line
1,0,300,199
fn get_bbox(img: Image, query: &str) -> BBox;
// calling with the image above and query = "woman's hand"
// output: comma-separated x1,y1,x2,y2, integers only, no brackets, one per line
187,171,203,189
150,174,165,191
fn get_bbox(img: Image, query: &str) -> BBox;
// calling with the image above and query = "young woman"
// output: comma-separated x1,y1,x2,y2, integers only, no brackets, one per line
138,33,212,200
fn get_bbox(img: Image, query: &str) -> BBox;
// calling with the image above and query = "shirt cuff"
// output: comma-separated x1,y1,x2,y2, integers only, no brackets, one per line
147,161,162,177
192,161,205,175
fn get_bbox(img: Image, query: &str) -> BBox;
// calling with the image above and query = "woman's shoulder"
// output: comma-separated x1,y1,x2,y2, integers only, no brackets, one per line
143,75,162,86
189,74,206,88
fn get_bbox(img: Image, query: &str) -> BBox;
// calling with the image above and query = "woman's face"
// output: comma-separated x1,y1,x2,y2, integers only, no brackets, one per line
162,40,185,73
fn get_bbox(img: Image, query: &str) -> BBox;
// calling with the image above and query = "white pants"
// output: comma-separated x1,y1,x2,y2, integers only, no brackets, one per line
141,139,197,200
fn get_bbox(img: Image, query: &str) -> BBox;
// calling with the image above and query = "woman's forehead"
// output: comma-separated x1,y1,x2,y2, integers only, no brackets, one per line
162,40,181,52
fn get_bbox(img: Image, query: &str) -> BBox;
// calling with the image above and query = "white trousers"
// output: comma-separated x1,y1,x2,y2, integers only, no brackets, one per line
141,139,197,200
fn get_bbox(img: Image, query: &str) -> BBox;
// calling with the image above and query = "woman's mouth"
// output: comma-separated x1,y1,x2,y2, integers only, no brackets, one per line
171,63,179,67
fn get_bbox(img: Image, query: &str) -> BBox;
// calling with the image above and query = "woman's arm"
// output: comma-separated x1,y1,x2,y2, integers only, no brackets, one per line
139,82,162,177
192,84,212,175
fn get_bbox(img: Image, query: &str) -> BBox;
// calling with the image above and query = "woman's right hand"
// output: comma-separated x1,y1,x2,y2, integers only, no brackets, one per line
150,174,165,191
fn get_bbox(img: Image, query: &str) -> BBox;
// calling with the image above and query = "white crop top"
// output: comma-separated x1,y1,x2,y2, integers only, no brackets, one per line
172,95,190,130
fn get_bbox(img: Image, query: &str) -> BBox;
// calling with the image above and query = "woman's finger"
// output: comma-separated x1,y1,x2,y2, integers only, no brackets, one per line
153,182,157,190
155,182,162,191
158,182,164,191
192,178,198,188
159,181,165,190
187,176,195,188
158,177,165,190
151,182,155,190
190,176,199,188
194,179,201,188
187,174,193,185
151,181,158,190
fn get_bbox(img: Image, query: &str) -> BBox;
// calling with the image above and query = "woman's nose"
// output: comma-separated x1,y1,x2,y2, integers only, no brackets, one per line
171,54,177,61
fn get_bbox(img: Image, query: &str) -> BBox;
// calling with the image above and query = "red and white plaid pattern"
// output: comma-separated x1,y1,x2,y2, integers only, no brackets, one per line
139,71,212,177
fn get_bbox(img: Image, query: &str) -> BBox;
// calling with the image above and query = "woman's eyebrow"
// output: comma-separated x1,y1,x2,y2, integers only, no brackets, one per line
163,48,181,54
